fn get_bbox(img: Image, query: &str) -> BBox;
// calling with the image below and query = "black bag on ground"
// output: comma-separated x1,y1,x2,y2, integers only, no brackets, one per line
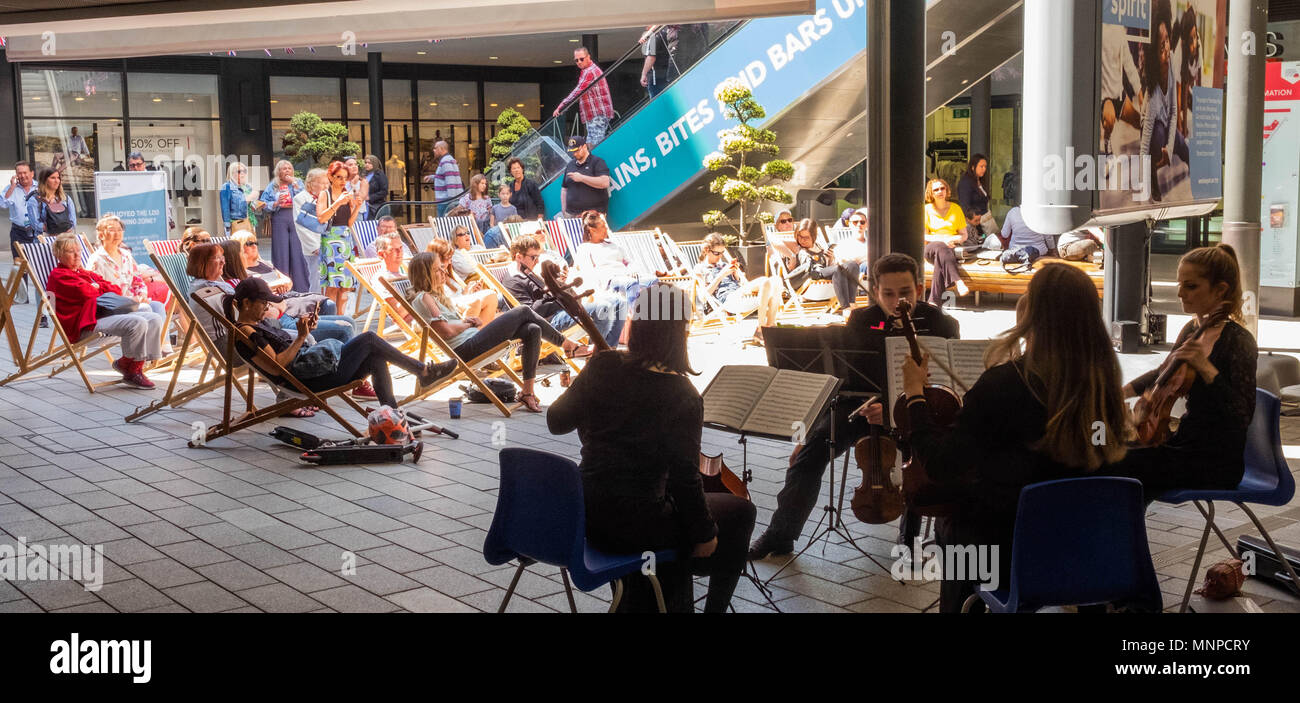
460,378,518,404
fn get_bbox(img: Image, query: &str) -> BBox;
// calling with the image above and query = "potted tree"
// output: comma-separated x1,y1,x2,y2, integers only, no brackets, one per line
701,78,794,274
281,111,362,173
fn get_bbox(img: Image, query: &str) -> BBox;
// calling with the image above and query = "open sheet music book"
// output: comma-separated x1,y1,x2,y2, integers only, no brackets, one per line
702,365,841,439
884,336,992,402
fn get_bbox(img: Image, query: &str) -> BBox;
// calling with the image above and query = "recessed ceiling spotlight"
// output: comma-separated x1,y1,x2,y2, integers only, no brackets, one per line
417,51,427,55
489,56,499,60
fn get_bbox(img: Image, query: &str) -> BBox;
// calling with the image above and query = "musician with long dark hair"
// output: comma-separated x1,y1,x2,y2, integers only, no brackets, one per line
1117,244,1256,498
902,264,1132,612
547,285,756,612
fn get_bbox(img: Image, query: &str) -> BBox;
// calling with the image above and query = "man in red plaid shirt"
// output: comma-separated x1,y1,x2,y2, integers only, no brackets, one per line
553,47,615,147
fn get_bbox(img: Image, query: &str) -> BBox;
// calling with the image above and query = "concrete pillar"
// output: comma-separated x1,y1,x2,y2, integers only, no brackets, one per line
1222,0,1267,335
865,0,888,272
890,0,926,265
968,77,991,161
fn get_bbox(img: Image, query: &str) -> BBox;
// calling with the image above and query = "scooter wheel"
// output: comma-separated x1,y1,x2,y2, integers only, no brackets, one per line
301,452,323,464
409,441,424,463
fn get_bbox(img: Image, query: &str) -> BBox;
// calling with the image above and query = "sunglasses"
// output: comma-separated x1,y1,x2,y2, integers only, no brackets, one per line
777,218,793,224
243,241,258,248
850,219,866,225
709,248,726,255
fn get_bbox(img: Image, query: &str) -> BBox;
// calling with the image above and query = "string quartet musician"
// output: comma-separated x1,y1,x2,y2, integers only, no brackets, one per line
1114,244,1257,500
748,253,960,560
900,264,1134,612
547,285,756,612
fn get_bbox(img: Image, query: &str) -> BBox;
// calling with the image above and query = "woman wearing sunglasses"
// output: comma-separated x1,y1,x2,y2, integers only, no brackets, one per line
922,178,971,307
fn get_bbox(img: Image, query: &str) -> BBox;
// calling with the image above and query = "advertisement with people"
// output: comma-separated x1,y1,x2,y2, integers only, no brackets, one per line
1097,0,1226,213
94,171,170,254
1261,60,1300,289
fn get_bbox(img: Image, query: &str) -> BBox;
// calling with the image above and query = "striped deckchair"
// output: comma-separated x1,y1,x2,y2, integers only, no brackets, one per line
351,219,380,258
430,215,481,246
401,224,438,256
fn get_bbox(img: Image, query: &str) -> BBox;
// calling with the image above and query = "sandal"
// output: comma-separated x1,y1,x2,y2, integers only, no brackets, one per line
517,393,543,413
282,407,316,418
566,344,596,359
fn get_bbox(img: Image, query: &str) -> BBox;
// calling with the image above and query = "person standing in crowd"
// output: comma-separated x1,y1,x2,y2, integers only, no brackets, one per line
293,168,329,294
343,156,370,222
957,154,995,236
126,151,175,232
220,161,262,235
458,173,493,235
560,137,611,218
506,157,544,221
487,182,518,246
48,233,163,390
4,161,38,303
639,25,669,99
26,167,77,238
423,141,464,216
315,161,361,313
364,155,388,219
547,285,756,613
259,160,310,293
922,178,970,306
554,46,616,147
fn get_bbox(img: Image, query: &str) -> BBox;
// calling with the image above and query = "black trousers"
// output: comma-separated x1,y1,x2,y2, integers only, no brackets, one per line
1112,444,1244,503
452,306,564,380
587,493,756,613
303,331,422,407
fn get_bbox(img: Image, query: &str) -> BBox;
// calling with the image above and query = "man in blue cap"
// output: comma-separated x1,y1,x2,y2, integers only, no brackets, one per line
560,136,611,219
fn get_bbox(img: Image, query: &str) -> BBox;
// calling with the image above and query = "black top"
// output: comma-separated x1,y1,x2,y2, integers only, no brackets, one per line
842,302,961,395
368,170,389,211
324,189,351,227
908,361,1099,570
547,352,716,545
233,319,293,385
1128,319,1257,462
510,177,545,220
957,173,990,219
503,265,563,319
562,154,610,213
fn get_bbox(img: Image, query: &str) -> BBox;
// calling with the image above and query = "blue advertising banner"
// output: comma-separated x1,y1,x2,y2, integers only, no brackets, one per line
1189,85,1223,200
94,171,169,255
1102,0,1152,30
542,0,867,230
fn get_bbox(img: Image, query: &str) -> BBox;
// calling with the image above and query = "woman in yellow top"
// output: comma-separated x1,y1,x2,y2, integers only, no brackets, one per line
922,178,971,307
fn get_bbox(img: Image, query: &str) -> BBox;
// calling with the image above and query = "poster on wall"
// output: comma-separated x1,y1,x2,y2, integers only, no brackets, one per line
1097,0,1227,213
1260,60,1300,288
94,171,169,255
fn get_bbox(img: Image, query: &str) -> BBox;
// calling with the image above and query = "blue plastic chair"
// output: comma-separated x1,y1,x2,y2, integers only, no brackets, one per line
964,477,1162,613
1156,388,1300,612
484,448,678,613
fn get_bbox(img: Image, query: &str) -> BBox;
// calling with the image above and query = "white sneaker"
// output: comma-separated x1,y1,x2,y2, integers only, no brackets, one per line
955,280,971,297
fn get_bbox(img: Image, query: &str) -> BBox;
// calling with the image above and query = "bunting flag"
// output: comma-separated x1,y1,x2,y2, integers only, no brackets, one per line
264,49,273,56
284,47,295,55
308,46,316,54
0,37,7,47
227,49,237,56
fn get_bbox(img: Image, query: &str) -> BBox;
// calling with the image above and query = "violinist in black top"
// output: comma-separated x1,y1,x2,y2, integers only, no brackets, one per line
902,264,1133,612
547,285,756,612
748,253,959,560
1117,244,1257,499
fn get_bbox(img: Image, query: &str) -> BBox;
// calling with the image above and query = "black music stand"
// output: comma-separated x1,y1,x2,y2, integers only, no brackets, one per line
758,324,893,585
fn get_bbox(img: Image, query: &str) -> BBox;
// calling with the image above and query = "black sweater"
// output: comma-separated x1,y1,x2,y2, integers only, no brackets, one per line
510,178,545,220
842,301,960,395
957,174,990,219
546,352,716,546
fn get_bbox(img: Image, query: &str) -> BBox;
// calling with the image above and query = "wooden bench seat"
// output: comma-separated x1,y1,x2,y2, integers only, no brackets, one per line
925,256,1104,304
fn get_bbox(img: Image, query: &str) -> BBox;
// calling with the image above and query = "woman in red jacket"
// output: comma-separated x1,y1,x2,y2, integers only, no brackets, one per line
46,233,164,389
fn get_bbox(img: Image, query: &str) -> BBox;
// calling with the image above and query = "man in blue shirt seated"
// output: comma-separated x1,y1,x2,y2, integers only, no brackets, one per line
997,206,1054,264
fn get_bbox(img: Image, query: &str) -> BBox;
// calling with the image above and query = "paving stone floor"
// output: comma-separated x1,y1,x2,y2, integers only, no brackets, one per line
1,255,1297,613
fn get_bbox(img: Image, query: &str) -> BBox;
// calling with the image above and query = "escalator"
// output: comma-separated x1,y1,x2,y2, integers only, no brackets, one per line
510,0,1022,232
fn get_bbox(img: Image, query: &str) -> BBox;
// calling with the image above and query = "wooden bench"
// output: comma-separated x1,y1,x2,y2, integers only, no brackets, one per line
925,257,1104,305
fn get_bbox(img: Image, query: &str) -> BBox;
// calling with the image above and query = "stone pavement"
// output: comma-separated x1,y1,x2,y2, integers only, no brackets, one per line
0,255,1297,613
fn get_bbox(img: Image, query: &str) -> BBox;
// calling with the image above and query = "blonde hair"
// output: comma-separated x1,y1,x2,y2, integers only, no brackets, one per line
273,159,295,183
374,233,403,255
95,214,123,236
702,233,727,262
466,173,489,200
230,230,257,247
226,161,248,183
923,178,951,205
1180,244,1243,322
405,252,455,311
53,233,81,258
984,263,1129,471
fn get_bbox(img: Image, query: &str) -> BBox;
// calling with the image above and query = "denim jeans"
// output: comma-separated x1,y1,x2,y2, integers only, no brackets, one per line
279,314,355,342
482,226,508,250
548,291,625,347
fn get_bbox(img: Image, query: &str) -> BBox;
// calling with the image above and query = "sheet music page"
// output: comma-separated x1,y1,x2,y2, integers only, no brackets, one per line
947,340,992,396
743,370,839,438
702,365,776,431
885,336,954,400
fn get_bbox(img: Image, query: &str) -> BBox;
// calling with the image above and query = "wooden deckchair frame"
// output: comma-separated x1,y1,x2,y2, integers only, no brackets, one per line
188,291,369,446
344,257,420,355
475,259,582,376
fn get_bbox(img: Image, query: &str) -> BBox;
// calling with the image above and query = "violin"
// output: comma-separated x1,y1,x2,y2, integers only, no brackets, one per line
699,452,750,501
890,300,963,517
851,423,903,524
1132,303,1230,447
539,260,612,353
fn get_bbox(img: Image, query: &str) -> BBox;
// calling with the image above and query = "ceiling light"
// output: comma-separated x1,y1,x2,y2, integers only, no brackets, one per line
186,98,194,102
270,99,279,103
489,56,499,60
429,101,437,106
417,51,427,55
516,103,524,107
553,60,563,64
960,79,968,85
569,39,580,43
925,76,933,82
74,96,84,101
152,97,162,102
462,103,469,106
32,96,41,100
489,103,498,107
353,101,361,105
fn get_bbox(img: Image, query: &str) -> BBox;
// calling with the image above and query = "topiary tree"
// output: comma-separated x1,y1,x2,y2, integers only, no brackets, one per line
281,111,361,169
701,78,794,245
488,109,533,174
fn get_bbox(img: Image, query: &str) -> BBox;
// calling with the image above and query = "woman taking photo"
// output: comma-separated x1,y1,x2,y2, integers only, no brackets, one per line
220,161,261,235
315,161,362,313
223,277,454,410
898,263,1131,612
26,167,77,237
405,252,591,413
922,178,971,307
506,157,544,220
259,160,310,293
457,173,493,235
1118,244,1256,498
547,284,756,612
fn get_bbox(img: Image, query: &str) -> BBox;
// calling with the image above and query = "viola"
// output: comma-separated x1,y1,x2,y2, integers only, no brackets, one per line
699,452,750,501
1132,303,1230,447
539,260,612,353
890,299,963,517
851,423,903,524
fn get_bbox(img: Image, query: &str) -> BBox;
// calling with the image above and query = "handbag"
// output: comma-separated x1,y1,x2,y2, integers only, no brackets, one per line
229,218,253,235
460,378,518,404
96,293,141,318
289,338,343,379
